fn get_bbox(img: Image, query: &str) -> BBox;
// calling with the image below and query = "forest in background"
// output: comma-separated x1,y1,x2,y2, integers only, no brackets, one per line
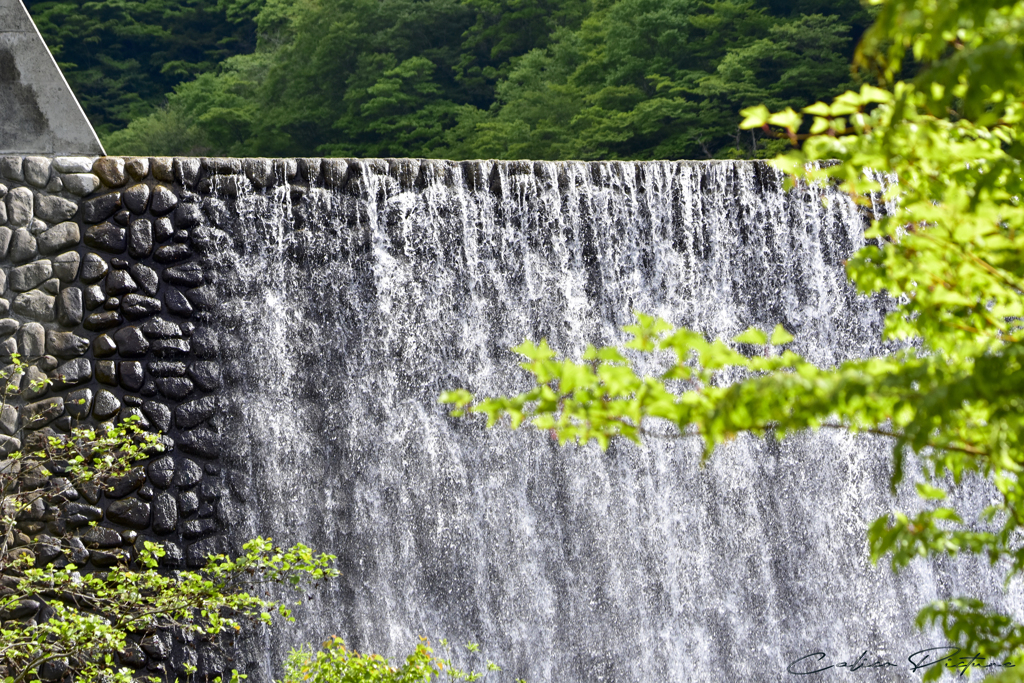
25,0,873,159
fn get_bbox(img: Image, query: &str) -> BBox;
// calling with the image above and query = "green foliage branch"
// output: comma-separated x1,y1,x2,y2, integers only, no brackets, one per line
0,357,337,683
443,0,1024,678
279,636,512,683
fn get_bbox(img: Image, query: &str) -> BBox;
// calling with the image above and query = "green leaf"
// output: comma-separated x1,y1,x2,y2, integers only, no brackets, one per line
733,328,768,345
770,325,794,345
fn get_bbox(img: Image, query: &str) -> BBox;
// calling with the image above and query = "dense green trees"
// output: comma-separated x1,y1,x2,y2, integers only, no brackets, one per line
29,0,869,158
24,0,263,137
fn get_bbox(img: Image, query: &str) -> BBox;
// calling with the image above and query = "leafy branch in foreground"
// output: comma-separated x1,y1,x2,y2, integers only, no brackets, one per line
446,1,1024,679
0,355,338,683
280,636,515,683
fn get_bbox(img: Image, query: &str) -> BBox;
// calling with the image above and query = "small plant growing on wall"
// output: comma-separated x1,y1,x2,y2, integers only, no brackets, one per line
0,355,337,683
280,636,516,683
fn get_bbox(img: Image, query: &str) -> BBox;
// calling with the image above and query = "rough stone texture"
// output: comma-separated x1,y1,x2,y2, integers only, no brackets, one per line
123,184,151,214
65,387,93,418
56,286,83,326
53,250,81,281
93,158,127,187
80,252,108,283
81,193,121,224
0,156,257,682
129,218,153,258
92,389,120,420
34,194,77,223
38,221,80,254
106,498,151,529
62,173,100,196
46,330,89,358
9,226,36,263
12,289,55,321
84,222,126,253
10,259,51,291
17,321,44,358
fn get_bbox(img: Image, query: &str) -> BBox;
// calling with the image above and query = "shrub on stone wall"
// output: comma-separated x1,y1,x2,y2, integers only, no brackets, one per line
0,355,336,682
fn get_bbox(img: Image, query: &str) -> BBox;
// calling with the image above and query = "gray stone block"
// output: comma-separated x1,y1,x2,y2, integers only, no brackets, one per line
34,194,77,223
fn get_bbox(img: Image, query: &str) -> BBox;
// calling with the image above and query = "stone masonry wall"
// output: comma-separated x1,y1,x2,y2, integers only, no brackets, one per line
0,154,272,680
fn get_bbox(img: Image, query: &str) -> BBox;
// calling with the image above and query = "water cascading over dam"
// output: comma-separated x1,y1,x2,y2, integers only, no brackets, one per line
206,158,1018,682
0,153,1018,682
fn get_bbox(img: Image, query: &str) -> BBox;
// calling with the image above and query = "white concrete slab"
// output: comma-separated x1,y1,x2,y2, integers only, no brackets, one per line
0,0,104,155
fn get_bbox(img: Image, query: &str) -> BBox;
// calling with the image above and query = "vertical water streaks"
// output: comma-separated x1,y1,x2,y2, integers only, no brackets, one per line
210,160,1016,682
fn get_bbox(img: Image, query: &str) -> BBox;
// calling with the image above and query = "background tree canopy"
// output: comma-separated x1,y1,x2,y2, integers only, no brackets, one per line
27,0,872,159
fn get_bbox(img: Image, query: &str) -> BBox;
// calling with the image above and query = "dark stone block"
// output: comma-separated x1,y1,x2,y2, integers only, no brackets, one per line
129,218,153,258
130,263,159,296
12,290,55,321
153,243,192,264
84,311,121,331
176,397,217,429
198,481,221,501
191,328,218,358
92,389,121,420
147,362,186,377
53,251,81,282
185,285,217,311
106,498,151,529
83,284,104,311
154,216,174,242
106,467,145,498
84,222,126,253
178,427,221,459
173,202,202,229
37,221,80,254
122,184,150,214
79,526,121,548
152,493,178,535
121,294,162,320
113,209,130,226
147,455,175,489
156,376,194,401
141,632,170,660
174,459,203,488
187,361,222,391
81,193,121,223
119,361,144,391
174,158,202,187
96,360,117,385
80,253,109,283
90,549,126,566
119,642,147,669
142,401,172,433
114,327,149,357
141,319,181,339
50,358,92,388
183,518,215,539
56,287,83,326
105,269,137,295
65,388,93,419
0,599,40,620
163,263,203,286
152,339,190,357
165,290,193,318
45,331,89,358
63,501,102,522
151,186,178,215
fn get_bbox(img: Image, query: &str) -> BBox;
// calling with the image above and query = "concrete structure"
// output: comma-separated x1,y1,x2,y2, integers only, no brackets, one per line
0,0,104,155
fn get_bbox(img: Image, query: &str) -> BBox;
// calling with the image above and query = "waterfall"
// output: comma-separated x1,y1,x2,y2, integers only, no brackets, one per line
202,159,1017,682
